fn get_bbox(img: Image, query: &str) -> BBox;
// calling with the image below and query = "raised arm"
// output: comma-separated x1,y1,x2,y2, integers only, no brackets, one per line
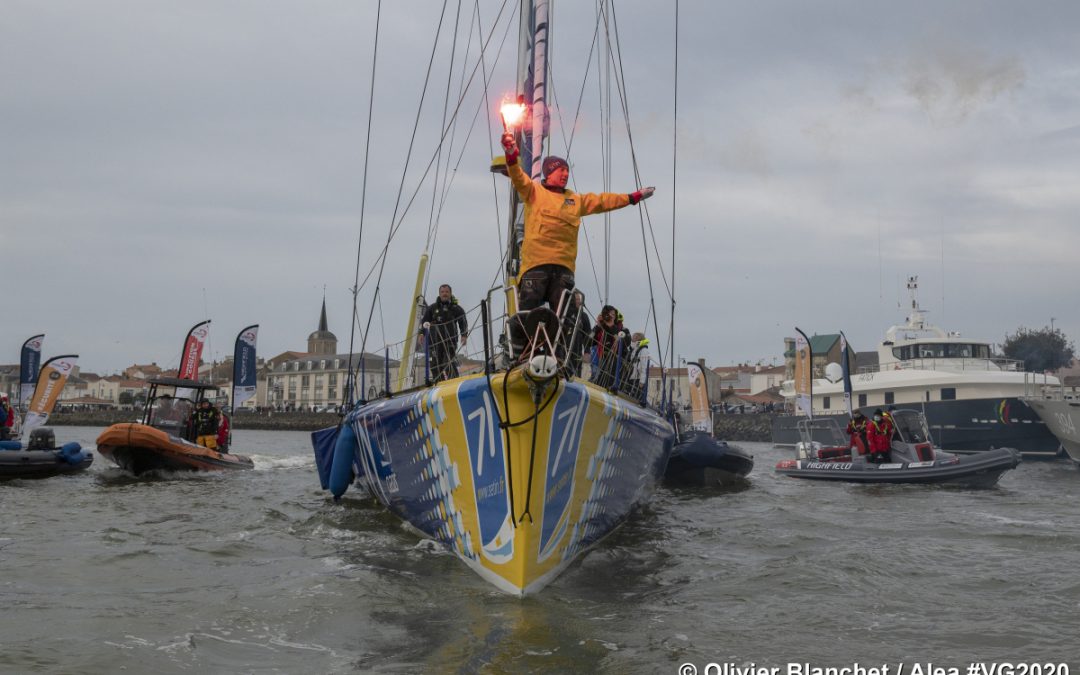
501,133,535,202
576,186,655,216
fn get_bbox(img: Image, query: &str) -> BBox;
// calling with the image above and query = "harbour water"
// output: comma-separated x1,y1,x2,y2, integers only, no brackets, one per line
3,427,1078,672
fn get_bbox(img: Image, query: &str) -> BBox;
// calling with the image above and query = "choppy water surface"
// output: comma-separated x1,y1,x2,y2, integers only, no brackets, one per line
2,427,1078,673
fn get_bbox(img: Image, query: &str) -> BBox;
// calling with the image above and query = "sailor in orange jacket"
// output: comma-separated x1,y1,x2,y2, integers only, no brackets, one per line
500,132,655,311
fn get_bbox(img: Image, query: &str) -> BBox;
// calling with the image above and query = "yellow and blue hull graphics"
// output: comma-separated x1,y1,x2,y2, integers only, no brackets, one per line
316,370,674,595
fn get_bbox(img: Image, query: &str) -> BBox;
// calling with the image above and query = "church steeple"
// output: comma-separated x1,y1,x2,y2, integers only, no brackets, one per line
307,292,338,355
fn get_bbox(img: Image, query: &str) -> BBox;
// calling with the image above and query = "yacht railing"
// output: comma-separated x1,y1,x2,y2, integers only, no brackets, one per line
856,356,1025,374
1023,374,1080,401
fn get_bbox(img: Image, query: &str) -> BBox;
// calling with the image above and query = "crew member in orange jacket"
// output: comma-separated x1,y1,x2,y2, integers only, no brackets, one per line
500,132,655,311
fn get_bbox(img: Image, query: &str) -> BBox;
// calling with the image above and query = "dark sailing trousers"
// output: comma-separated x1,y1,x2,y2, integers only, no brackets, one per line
429,339,459,383
518,264,575,314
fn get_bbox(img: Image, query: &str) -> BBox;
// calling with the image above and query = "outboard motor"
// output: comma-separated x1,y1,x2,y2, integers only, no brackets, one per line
795,440,822,460
27,427,56,451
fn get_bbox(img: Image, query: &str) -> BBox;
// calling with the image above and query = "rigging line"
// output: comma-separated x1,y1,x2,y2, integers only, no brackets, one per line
609,1,673,369
544,7,603,306
359,0,515,357
545,6,601,160
606,0,670,369
346,0,383,399
360,0,452,357
436,0,479,214
473,0,505,255
613,10,669,308
579,222,604,304
606,0,673,304
596,0,611,304
351,0,515,308
669,0,679,374
377,286,388,349
431,4,518,255
424,0,464,266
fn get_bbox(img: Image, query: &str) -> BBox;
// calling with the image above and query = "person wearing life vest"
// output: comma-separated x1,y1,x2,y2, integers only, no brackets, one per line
590,306,630,388
866,409,893,463
883,407,897,440
564,290,592,377
0,395,12,441
191,399,221,450
499,132,655,313
216,410,231,452
420,284,469,383
846,410,868,455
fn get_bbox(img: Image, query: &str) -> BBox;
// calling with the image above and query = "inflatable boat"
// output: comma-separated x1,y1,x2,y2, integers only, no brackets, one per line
0,428,93,479
666,429,754,485
96,378,253,475
97,423,253,474
775,409,1020,488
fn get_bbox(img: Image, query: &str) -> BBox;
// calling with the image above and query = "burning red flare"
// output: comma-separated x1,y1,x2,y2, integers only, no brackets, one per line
499,99,527,130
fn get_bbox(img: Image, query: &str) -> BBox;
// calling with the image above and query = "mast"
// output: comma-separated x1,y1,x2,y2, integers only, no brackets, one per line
505,0,551,303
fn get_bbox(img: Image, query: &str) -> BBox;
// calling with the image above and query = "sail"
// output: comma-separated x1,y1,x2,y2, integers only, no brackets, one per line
232,325,259,409
685,362,712,433
22,354,78,437
794,327,813,419
840,330,853,417
19,334,45,408
178,320,211,381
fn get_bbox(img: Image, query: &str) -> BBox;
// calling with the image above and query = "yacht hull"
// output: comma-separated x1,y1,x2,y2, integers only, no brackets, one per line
314,371,675,595
1025,398,1080,465
771,397,1060,457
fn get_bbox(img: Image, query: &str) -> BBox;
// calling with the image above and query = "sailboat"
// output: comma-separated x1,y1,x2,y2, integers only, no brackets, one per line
96,321,255,474
665,362,754,485
312,1,677,595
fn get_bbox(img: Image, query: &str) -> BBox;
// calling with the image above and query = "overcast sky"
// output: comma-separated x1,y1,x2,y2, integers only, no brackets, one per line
3,1,1078,376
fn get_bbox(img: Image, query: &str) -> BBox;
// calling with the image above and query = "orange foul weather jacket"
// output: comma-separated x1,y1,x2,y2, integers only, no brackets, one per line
507,161,631,278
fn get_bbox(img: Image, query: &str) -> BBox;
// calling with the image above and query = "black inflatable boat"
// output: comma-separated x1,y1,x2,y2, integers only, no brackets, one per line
775,409,1019,488
0,428,93,479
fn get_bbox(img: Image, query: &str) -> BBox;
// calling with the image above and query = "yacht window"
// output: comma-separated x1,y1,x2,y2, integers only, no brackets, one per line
918,344,946,358
941,387,956,400
925,391,930,402
823,396,831,410
884,392,895,405
858,394,867,407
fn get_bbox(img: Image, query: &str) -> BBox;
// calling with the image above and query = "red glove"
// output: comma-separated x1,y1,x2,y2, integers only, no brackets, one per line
629,186,655,204
501,132,519,165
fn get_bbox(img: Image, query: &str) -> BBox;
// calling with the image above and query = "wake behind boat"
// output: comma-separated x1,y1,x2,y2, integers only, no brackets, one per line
96,377,253,475
775,409,1020,488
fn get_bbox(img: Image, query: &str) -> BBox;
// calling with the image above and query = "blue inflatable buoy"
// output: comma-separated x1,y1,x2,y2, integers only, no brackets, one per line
0,440,23,451
329,422,359,499
58,442,86,465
